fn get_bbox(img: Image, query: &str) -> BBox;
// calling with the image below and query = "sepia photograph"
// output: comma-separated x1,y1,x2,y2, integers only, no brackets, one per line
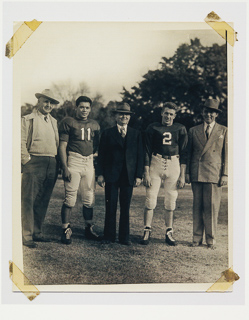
12,20,232,291
1,1,248,319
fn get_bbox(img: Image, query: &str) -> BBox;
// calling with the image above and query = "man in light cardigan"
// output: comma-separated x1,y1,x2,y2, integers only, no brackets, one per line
21,89,59,248
186,98,228,250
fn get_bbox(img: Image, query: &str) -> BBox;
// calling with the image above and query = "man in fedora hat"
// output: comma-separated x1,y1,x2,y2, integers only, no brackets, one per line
185,98,228,249
21,89,60,248
97,102,144,245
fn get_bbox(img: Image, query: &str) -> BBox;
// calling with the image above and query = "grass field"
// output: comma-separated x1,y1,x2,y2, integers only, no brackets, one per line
23,176,229,286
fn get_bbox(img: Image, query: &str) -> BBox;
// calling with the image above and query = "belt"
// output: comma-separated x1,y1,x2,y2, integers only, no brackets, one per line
153,152,179,160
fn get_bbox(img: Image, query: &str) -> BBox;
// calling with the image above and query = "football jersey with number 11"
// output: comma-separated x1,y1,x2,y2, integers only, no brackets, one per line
59,117,100,157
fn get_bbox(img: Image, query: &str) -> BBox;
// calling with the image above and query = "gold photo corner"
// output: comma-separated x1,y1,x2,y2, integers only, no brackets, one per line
9,261,40,301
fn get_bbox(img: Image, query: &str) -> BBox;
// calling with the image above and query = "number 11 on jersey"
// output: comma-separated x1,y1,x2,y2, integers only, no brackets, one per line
81,128,91,141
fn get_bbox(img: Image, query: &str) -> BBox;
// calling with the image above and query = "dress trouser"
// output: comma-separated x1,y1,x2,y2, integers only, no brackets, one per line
21,156,57,242
104,171,133,243
191,182,222,245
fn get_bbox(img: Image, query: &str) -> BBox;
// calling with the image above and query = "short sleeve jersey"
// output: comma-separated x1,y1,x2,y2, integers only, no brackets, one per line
59,117,100,156
144,122,188,166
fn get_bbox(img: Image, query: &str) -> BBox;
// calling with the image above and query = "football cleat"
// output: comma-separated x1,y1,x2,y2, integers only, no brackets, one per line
61,225,72,245
165,228,177,246
85,224,100,240
140,227,152,245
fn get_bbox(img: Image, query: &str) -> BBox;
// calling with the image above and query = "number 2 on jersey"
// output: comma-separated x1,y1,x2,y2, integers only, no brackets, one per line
81,128,91,141
162,132,172,145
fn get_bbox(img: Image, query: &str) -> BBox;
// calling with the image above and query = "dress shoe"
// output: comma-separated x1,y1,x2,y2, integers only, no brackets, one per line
191,241,202,247
101,239,115,244
207,244,216,250
119,240,132,246
33,235,51,242
23,240,38,248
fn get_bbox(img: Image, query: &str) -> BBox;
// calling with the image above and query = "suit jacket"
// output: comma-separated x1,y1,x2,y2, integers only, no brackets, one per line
97,125,144,185
186,122,228,183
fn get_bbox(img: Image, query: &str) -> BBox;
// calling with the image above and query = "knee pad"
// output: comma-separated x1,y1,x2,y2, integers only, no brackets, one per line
145,197,157,210
64,194,77,208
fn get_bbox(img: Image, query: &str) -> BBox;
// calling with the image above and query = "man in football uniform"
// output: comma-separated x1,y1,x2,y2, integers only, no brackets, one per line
59,95,100,244
141,102,188,246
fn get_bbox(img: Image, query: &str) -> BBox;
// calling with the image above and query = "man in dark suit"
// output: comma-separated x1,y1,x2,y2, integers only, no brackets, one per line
186,98,228,249
97,102,144,245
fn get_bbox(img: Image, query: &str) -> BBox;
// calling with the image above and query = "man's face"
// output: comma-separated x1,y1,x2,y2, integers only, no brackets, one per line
161,107,176,126
37,97,55,115
115,112,131,127
76,102,91,120
202,107,218,124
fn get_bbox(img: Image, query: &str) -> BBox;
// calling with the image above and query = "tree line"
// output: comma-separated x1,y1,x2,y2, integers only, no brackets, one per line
21,38,227,132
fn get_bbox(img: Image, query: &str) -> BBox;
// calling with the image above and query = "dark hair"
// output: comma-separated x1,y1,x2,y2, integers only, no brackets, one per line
75,96,92,107
162,102,178,112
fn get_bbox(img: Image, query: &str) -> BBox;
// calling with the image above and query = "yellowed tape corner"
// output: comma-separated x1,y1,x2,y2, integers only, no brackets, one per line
204,11,238,46
5,20,42,59
9,261,40,301
207,267,240,292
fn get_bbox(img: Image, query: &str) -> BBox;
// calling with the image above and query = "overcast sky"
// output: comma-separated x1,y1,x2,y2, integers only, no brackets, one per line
13,22,225,106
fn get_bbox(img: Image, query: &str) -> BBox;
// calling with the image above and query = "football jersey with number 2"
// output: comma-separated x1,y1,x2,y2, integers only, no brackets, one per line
144,122,188,166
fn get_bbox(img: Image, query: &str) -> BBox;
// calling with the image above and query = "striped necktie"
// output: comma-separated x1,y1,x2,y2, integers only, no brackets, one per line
205,124,211,140
120,126,126,138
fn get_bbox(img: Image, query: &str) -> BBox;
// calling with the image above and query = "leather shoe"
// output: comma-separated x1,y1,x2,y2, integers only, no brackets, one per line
23,240,38,248
191,241,202,247
207,244,216,250
101,239,115,244
119,240,131,246
33,235,51,242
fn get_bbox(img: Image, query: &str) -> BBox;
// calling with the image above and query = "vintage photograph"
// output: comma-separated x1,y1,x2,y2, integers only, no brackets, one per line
13,21,231,290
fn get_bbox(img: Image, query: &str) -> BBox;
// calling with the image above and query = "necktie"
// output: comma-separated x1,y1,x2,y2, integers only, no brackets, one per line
205,124,211,140
44,116,48,122
120,126,126,138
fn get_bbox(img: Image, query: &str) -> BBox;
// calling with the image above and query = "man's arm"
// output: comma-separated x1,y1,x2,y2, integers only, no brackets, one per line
143,165,152,187
185,128,193,184
96,130,106,187
219,127,228,187
177,164,186,189
59,140,71,181
21,117,31,165
177,126,188,188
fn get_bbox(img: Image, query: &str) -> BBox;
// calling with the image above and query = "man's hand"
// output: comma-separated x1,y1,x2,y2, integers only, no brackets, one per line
143,172,152,187
177,175,185,189
185,173,191,184
62,166,71,182
134,178,142,187
219,175,228,187
97,175,105,187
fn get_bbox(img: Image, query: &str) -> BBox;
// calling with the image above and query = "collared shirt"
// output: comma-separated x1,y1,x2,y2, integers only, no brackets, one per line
203,121,216,135
37,110,50,123
117,124,127,135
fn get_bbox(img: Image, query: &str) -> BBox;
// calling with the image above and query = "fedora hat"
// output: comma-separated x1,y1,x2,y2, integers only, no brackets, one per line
203,98,222,113
35,89,60,104
113,102,134,114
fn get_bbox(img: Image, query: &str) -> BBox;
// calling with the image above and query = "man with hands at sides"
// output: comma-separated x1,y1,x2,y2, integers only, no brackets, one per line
141,102,188,246
185,98,228,250
97,102,144,245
